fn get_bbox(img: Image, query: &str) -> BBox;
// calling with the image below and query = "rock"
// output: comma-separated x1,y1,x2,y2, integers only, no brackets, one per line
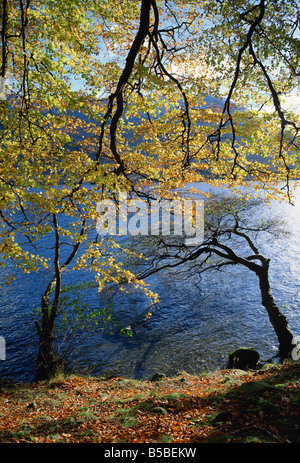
150,373,167,382
0,378,15,390
239,380,277,396
227,369,249,377
228,347,260,370
212,411,232,424
259,363,277,371
26,402,36,409
152,406,168,415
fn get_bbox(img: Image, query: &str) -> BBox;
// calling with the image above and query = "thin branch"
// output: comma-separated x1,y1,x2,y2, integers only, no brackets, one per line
232,227,260,255
148,0,192,168
41,218,86,317
51,214,61,319
96,0,152,175
0,0,8,78
223,0,265,175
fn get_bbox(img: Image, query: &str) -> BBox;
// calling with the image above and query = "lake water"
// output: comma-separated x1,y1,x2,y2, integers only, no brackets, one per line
1,184,300,383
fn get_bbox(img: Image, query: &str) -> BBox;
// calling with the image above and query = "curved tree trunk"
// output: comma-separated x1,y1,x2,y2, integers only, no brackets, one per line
257,263,294,359
208,239,296,359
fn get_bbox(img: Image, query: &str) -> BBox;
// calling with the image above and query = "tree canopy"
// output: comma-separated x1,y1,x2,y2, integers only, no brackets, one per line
1,0,299,271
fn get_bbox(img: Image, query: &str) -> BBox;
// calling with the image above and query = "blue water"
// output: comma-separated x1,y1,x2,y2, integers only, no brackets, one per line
1,184,300,382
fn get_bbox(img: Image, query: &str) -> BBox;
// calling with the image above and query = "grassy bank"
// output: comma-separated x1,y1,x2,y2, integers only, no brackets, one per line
0,361,299,443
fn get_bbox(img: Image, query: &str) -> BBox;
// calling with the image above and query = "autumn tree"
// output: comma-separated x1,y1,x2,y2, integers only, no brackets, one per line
132,195,296,359
0,0,299,379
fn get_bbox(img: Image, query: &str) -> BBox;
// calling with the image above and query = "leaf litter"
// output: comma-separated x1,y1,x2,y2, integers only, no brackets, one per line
0,361,299,443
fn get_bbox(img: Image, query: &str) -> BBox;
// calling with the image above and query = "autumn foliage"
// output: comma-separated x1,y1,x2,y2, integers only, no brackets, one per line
0,362,299,443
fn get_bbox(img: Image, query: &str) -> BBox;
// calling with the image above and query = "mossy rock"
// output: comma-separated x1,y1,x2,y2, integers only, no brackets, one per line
152,406,168,415
258,399,281,416
150,373,167,382
239,380,277,396
228,348,260,370
212,411,232,424
0,378,15,390
260,363,277,371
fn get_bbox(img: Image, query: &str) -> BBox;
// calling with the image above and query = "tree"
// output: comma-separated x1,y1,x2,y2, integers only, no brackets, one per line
33,214,85,380
0,0,299,379
135,196,296,359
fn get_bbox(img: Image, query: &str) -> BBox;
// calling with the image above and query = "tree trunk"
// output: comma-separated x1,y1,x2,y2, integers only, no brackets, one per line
34,301,61,381
257,263,294,359
33,214,84,381
35,323,56,381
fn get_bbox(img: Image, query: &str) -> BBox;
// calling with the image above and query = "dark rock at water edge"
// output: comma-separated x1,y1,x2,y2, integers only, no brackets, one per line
0,378,15,390
150,373,167,382
228,347,260,370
